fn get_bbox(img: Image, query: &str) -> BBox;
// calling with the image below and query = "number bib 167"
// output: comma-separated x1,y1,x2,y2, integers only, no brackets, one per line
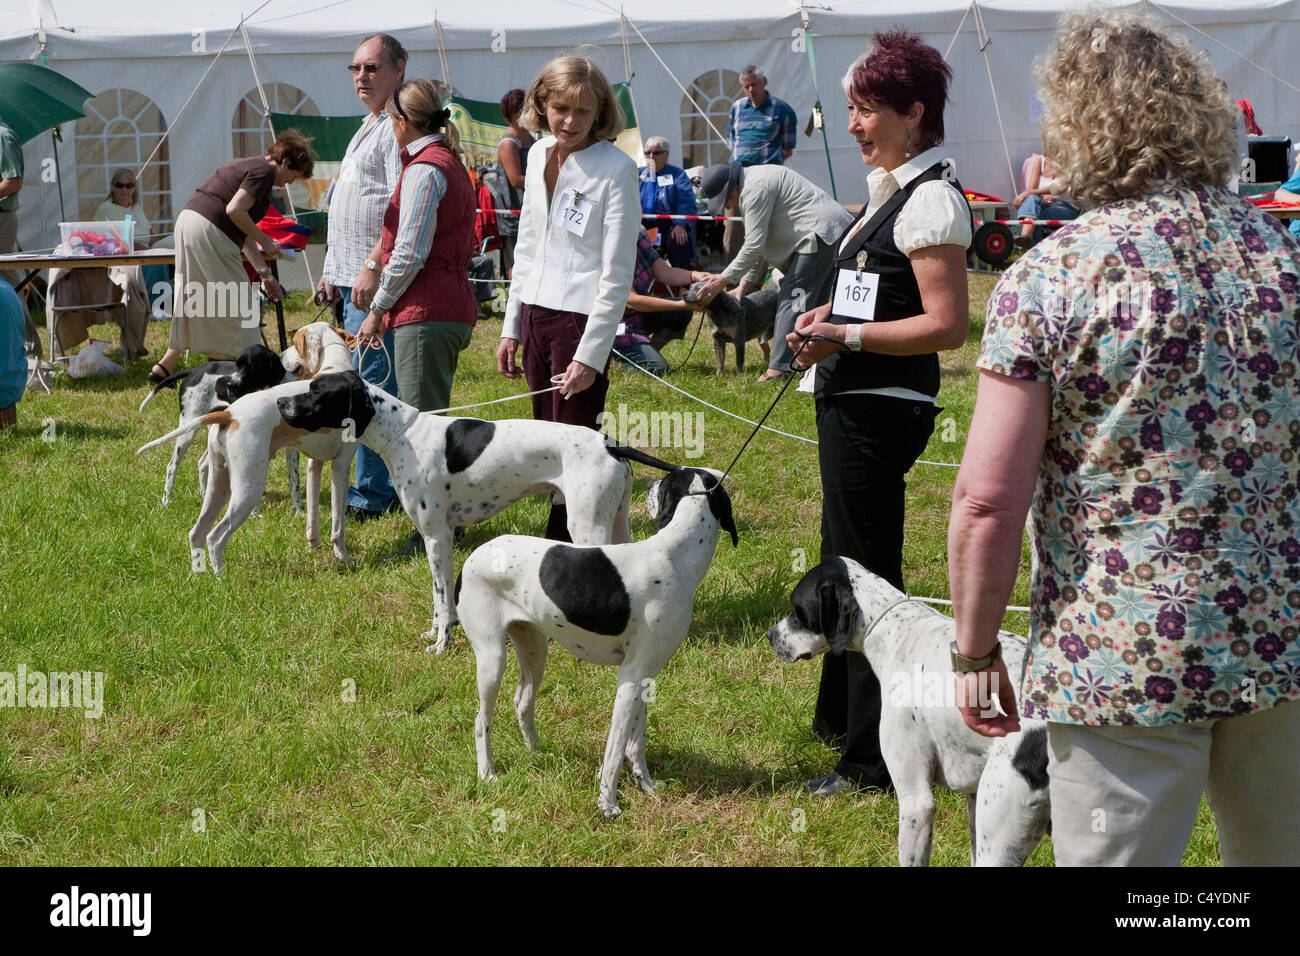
832,268,880,321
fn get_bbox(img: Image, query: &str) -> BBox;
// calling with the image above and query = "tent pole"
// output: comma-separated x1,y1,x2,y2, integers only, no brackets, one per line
800,10,837,201
241,19,307,348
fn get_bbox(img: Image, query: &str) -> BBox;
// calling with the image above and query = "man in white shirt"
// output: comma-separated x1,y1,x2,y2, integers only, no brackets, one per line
696,161,852,382
316,34,405,520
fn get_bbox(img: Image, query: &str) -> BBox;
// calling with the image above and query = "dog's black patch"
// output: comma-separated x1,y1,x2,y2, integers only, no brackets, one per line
789,558,860,654
539,545,631,636
445,419,495,473
454,568,464,605
652,469,738,546
277,370,375,437
217,344,284,403
1012,726,1049,791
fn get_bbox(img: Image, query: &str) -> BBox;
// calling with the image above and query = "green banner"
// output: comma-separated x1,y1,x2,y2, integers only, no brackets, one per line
272,84,643,237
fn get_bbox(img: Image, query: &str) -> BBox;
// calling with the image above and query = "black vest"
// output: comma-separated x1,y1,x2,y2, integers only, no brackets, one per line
815,161,970,399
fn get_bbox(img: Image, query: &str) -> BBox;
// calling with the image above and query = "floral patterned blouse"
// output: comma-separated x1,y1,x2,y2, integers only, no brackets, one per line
979,183,1300,726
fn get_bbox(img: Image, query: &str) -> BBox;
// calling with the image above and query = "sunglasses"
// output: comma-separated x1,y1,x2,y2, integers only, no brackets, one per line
348,62,385,75
113,181,136,189
644,149,666,156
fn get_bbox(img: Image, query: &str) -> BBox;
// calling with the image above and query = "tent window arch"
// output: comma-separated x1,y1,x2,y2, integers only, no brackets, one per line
680,69,741,169
75,88,172,237
231,84,320,160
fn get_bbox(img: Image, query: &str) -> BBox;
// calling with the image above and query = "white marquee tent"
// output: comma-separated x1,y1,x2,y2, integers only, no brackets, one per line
4,0,1299,262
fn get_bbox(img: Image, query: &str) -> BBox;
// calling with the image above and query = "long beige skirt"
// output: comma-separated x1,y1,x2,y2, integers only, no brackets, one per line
168,209,264,359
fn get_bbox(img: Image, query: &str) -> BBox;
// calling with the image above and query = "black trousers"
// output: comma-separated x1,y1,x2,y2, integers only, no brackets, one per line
812,392,938,786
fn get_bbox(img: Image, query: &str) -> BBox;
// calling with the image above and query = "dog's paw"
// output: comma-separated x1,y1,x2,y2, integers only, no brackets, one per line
424,628,451,655
599,801,623,820
306,537,321,551
632,773,658,794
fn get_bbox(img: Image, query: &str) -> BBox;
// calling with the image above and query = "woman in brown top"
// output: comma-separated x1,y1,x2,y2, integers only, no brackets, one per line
150,130,315,382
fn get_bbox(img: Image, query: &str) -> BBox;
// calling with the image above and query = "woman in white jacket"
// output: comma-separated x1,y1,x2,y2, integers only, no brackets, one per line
495,55,640,540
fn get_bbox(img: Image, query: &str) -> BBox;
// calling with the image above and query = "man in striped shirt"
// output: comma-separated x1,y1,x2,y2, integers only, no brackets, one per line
726,66,798,168
316,33,405,521
723,65,798,259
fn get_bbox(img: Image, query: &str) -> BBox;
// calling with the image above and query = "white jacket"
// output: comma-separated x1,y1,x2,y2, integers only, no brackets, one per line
502,136,640,371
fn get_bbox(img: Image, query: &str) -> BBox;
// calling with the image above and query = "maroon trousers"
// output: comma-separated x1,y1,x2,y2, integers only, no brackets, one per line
519,303,610,430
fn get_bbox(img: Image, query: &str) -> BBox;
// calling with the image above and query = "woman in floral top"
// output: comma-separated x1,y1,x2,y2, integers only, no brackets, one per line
949,9,1300,865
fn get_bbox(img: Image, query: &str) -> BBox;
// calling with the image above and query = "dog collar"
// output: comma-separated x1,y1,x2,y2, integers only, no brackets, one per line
860,596,912,644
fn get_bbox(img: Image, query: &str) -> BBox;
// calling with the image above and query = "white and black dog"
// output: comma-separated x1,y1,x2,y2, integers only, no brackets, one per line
766,557,1050,866
456,467,737,819
276,371,642,653
139,344,300,509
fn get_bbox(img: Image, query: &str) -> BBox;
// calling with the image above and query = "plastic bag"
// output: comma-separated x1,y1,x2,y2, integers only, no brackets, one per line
67,339,126,378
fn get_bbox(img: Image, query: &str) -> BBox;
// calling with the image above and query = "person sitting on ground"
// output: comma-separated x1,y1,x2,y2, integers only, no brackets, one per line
614,227,710,372
1013,153,1079,247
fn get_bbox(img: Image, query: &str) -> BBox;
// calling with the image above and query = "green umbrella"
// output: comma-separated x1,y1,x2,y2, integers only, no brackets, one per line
0,62,95,143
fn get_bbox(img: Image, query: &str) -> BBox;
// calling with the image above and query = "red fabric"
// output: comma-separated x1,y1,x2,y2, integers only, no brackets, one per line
1237,99,1263,136
475,182,499,251
240,208,312,281
379,138,477,328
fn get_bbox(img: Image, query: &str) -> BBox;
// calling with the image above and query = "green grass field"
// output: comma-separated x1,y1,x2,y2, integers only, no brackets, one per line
0,275,1220,865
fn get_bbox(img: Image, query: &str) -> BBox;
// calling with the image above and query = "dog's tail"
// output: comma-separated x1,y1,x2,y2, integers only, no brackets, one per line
136,409,233,454
137,368,192,413
605,444,681,473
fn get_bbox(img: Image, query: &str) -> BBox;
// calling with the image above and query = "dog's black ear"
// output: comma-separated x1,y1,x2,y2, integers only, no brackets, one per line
704,479,738,546
818,577,860,654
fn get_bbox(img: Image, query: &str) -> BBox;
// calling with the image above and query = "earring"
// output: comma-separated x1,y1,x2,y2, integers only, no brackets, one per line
904,131,912,159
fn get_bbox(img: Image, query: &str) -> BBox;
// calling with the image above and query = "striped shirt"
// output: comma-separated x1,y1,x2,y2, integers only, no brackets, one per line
727,93,798,167
320,112,402,286
371,134,448,316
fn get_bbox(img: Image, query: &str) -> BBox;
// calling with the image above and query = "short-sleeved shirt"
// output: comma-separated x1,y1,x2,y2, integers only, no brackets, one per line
727,93,798,167
979,183,1300,727
184,157,277,249
322,115,403,285
0,121,23,214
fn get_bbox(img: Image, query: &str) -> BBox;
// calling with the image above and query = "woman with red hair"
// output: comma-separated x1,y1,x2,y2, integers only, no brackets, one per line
789,30,972,796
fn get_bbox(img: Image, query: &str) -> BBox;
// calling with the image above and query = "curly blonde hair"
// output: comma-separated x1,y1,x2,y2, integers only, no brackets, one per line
1035,7,1236,207
519,55,625,143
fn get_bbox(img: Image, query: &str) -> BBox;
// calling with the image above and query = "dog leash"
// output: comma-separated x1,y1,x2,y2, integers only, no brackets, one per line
718,333,848,484
428,377,564,415
668,313,707,374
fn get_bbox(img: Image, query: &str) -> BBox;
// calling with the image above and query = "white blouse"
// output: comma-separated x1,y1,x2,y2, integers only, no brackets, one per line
843,145,972,256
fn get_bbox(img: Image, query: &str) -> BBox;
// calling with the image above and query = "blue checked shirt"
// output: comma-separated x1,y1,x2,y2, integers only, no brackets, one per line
727,93,798,166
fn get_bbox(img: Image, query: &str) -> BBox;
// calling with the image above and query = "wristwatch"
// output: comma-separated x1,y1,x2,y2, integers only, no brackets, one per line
364,258,379,272
950,640,1002,673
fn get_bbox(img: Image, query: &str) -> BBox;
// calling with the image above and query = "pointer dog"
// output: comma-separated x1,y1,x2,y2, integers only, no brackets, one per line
139,344,298,508
766,557,1050,866
682,280,777,374
137,325,361,571
277,371,638,653
456,467,737,819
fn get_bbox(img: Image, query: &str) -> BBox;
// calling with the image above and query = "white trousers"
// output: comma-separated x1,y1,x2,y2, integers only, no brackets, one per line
1047,703,1300,866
